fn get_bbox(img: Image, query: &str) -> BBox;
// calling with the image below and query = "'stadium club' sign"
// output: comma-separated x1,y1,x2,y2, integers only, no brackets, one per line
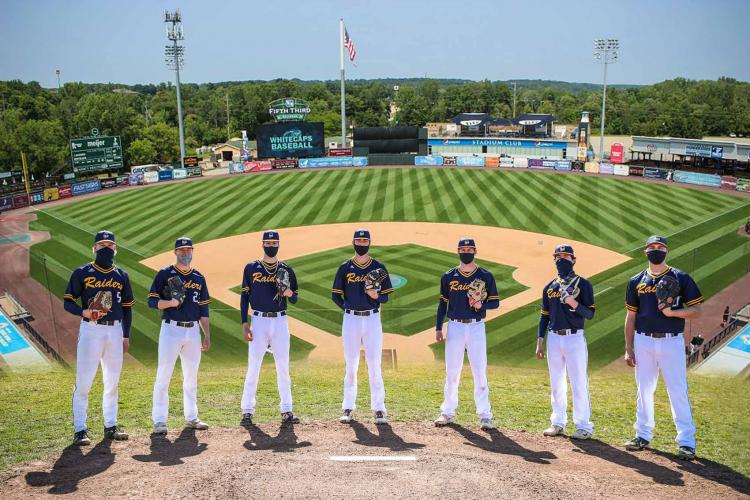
269,98,311,122
256,122,325,159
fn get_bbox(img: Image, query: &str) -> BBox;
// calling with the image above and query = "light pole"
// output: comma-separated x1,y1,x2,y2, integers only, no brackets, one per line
512,81,517,117
55,69,61,90
165,10,186,167
593,38,619,162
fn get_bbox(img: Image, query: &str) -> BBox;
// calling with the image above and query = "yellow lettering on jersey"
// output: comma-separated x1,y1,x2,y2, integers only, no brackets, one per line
346,273,367,284
183,280,202,291
252,272,276,283
449,280,472,292
83,276,124,290
637,283,656,295
547,288,562,299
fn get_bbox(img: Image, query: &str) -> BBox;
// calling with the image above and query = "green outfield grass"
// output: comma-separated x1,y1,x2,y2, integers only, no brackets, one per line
0,364,748,477
28,168,750,367
231,244,526,336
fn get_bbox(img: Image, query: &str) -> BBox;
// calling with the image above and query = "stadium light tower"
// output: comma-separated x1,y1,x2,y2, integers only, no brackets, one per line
593,38,619,162
165,10,186,168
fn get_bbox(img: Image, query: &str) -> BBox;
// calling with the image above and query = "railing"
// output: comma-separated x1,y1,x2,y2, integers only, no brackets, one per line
17,317,69,368
688,315,748,367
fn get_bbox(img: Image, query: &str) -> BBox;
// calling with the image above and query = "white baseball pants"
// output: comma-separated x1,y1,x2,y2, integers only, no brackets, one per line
546,330,593,433
152,321,203,424
241,314,292,414
440,320,492,419
73,320,124,432
341,311,386,412
633,332,696,448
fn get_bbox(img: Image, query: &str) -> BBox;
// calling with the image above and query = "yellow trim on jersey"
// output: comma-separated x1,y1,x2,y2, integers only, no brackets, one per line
625,303,638,312
198,299,211,305
148,293,160,298
646,266,672,279
260,260,278,270
122,300,135,307
686,296,704,306
540,309,549,316
241,286,250,292
589,304,596,308
63,294,75,300
380,288,395,295
91,263,115,274
458,267,478,278
332,289,344,295
352,257,373,270
440,296,449,303
173,265,194,276
486,295,500,300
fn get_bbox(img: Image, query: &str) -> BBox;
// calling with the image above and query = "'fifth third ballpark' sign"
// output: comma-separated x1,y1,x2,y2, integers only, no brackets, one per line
70,135,123,173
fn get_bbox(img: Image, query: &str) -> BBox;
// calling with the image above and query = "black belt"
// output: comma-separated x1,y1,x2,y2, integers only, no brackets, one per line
550,329,583,336
253,311,286,318
345,309,377,316
165,319,196,327
638,331,681,338
450,318,481,324
83,318,117,326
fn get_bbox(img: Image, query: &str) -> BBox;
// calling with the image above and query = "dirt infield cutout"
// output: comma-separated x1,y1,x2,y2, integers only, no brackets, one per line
140,222,630,362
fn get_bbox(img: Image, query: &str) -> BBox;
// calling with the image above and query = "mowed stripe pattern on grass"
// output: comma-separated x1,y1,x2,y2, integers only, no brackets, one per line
29,168,750,367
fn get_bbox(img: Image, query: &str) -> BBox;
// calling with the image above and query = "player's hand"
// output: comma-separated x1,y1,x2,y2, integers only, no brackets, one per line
661,307,676,317
122,338,130,353
471,300,482,310
283,289,294,298
366,289,379,300
536,346,545,359
202,336,211,352
243,323,253,342
170,298,182,308
625,349,636,367
82,309,94,320
435,329,444,342
563,296,578,308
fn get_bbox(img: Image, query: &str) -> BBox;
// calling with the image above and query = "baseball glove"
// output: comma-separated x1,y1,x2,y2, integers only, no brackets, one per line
163,276,186,306
467,278,487,308
88,290,112,321
364,268,389,292
274,266,291,302
559,275,581,303
655,275,680,310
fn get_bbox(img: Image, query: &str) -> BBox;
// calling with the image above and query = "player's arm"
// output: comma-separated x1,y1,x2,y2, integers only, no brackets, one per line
573,280,595,320
240,266,252,341
199,316,210,352
536,288,550,359
435,275,449,341
376,266,394,304
662,274,703,319
483,273,500,310
63,269,85,317
286,266,299,304
624,309,637,366
149,271,179,309
331,264,346,310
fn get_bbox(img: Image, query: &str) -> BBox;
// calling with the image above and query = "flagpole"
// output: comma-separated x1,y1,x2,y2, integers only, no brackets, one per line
339,18,346,147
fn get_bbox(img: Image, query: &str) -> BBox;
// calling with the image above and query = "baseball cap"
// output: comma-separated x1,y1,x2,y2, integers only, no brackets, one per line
646,235,668,248
353,229,370,240
458,237,476,248
553,244,575,257
94,230,115,244
175,237,193,249
263,230,280,242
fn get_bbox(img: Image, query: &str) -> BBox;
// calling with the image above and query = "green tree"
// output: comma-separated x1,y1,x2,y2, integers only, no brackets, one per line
127,138,157,165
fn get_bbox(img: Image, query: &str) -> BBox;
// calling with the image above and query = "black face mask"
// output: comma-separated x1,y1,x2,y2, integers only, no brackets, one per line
264,246,279,258
458,252,475,264
555,258,574,277
95,247,115,267
646,249,667,265
354,244,369,256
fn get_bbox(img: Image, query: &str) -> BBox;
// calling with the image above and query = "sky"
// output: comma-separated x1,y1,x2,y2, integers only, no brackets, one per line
1,0,749,87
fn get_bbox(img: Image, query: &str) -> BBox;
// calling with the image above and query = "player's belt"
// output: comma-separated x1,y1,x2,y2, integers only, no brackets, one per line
550,329,584,336
83,319,118,326
637,331,681,339
345,309,378,316
164,319,196,328
253,311,286,318
449,318,481,324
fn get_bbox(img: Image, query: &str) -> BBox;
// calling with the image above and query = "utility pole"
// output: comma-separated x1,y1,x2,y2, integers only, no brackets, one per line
226,91,230,141
593,39,619,162
512,81,517,117
165,10,186,167
55,69,61,90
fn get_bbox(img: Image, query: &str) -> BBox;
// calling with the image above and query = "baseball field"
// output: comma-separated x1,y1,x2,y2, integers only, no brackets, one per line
2,167,750,497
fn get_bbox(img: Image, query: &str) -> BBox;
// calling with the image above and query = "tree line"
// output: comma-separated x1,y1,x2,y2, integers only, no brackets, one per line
1,77,748,175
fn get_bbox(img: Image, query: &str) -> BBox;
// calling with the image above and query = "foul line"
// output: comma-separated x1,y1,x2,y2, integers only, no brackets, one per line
330,455,416,462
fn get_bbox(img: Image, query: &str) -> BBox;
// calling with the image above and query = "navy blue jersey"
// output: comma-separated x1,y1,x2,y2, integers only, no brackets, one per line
625,266,703,334
241,260,298,313
541,276,595,331
64,262,135,322
332,257,394,311
438,266,500,323
148,265,210,321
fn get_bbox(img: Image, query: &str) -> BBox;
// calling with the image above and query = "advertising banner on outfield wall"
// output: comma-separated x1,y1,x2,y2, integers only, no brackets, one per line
12,194,29,208
244,161,273,172
443,156,457,166
0,195,12,210
173,168,188,179
736,178,750,192
58,184,73,198
29,191,44,204
256,122,325,159
143,171,160,184
599,163,615,174
415,156,444,166
721,176,738,190
101,178,117,188
158,170,173,181
328,148,352,157
271,159,299,169
628,166,644,176
513,157,527,168
485,157,499,167
673,170,721,187
352,157,368,167
187,166,203,177
643,167,667,179
584,162,599,174
555,160,572,171
72,179,102,196
610,143,624,164
129,173,144,185
299,157,353,168
528,158,556,170
614,164,629,176
457,156,485,167
229,162,244,174
500,157,514,168
43,187,60,201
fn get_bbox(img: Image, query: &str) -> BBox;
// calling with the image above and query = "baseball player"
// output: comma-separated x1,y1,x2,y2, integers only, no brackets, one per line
624,235,703,460
331,229,394,424
148,237,211,435
535,244,595,439
63,230,134,445
240,230,300,425
434,238,499,430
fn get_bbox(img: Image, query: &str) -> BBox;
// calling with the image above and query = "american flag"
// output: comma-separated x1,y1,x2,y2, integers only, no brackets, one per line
344,28,356,63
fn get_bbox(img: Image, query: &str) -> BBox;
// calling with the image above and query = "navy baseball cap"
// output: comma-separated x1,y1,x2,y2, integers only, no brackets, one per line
646,235,668,248
553,244,575,257
175,237,193,249
353,229,370,240
262,230,279,242
458,237,476,248
94,230,115,244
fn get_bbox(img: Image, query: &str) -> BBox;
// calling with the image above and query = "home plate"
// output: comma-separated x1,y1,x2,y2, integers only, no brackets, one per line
330,456,417,462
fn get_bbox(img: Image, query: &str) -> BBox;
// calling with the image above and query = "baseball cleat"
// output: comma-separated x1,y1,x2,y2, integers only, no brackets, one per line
543,425,564,437
434,414,454,427
339,409,354,423
479,418,495,430
374,411,388,425
185,419,209,430
281,412,300,424
153,422,168,435
571,429,592,440
678,446,696,460
104,425,128,440
240,413,254,426
625,436,650,451
73,430,91,446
